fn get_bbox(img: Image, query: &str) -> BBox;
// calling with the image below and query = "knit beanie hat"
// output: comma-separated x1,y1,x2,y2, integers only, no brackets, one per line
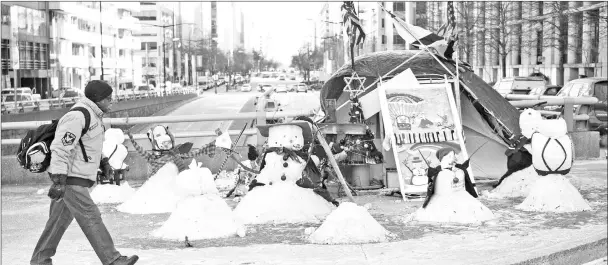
435,147,455,162
84,80,113,102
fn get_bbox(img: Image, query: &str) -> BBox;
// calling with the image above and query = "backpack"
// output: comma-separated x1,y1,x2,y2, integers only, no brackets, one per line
17,107,91,173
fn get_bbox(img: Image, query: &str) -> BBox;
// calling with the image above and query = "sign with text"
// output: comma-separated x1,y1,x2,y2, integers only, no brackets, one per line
377,69,469,199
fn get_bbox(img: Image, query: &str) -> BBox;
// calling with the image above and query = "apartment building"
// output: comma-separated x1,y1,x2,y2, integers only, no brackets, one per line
132,2,174,88
1,2,52,98
46,2,141,93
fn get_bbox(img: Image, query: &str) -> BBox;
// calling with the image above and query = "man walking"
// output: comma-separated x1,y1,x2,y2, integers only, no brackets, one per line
31,80,138,265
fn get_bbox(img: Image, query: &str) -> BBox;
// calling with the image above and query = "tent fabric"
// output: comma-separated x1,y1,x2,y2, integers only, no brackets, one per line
320,50,521,145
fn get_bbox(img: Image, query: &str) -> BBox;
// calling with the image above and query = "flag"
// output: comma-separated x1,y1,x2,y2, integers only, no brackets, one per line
341,1,365,46
379,3,452,60
437,1,456,38
342,1,365,69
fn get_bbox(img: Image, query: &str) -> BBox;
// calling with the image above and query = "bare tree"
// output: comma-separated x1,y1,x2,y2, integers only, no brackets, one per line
485,2,517,78
520,2,607,83
454,1,484,63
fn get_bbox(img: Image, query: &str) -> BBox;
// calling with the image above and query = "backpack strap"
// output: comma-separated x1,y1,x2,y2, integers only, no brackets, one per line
69,107,91,162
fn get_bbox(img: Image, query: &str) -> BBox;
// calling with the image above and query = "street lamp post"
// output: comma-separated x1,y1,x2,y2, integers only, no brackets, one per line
141,22,193,96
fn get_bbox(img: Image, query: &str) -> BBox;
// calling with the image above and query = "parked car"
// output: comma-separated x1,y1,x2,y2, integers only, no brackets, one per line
494,77,547,96
529,85,562,96
241,84,252,92
2,87,32,97
278,74,286,81
296,83,308,93
544,77,607,135
2,93,36,113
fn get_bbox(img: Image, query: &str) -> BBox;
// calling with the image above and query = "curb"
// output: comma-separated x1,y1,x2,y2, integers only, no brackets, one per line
511,238,608,265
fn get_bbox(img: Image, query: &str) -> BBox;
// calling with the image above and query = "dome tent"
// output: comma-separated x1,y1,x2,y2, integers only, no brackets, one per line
319,50,522,178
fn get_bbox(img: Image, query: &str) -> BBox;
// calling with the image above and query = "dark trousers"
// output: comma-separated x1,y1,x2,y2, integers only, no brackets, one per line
30,185,121,265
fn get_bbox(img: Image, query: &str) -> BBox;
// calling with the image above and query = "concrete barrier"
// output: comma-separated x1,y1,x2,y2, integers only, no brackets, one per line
570,131,601,159
1,94,197,156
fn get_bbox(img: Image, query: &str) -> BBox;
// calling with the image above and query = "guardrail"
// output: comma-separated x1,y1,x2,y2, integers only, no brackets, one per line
506,95,599,132
1,89,198,115
0,110,314,145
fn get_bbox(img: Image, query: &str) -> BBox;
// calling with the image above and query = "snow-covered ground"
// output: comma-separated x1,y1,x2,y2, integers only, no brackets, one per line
2,160,605,264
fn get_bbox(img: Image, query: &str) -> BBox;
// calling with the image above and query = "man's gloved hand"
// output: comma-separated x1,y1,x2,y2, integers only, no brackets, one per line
48,173,68,201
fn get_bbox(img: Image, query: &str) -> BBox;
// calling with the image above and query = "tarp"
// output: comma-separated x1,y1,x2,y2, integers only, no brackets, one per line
320,50,522,178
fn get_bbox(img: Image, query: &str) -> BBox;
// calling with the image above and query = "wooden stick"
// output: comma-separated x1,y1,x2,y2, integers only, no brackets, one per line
315,133,356,203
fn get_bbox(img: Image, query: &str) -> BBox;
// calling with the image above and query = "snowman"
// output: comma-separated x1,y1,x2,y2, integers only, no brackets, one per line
152,159,245,240
515,109,591,212
90,128,136,204
233,121,336,224
406,147,495,224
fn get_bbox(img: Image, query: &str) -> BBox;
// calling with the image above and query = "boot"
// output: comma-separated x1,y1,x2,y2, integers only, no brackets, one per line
110,255,139,265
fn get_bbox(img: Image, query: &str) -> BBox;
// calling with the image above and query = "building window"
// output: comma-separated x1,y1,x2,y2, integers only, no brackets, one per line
72,43,84,56
90,46,96,58
119,49,125,57
134,16,156,21
393,2,405,12
1,4,10,25
141,42,157,50
1,39,10,71
393,34,405,45
381,18,384,28
381,35,386,44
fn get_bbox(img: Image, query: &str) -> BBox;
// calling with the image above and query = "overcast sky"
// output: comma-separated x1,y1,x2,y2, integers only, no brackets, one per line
179,2,326,67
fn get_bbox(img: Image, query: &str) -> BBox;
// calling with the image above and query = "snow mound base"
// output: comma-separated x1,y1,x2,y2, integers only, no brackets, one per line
214,170,239,191
486,166,539,199
117,163,183,214
406,191,495,224
176,167,218,196
309,202,390,244
516,174,592,213
91,181,136,204
233,182,335,224
152,194,243,240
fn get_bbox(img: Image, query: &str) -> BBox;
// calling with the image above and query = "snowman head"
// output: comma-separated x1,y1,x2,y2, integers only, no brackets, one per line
147,125,175,151
258,121,313,151
537,118,568,138
102,141,128,170
104,128,126,145
519,108,543,138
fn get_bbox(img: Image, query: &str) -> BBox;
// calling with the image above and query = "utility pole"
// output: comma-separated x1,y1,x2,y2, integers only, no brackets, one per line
100,2,104,80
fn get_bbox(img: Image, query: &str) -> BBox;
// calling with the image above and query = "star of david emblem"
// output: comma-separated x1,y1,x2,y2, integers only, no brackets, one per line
343,72,366,98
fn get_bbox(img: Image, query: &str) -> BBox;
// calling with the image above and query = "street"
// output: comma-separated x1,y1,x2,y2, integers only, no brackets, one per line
130,83,320,149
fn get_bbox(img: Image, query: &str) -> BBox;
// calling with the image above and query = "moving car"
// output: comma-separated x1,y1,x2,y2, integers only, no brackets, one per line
275,84,288,93
494,77,547,96
295,83,308,93
241,84,252,92
258,83,273,92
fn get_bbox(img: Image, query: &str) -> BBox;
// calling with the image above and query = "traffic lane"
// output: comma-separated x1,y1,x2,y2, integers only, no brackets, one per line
130,92,254,149
229,91,321,137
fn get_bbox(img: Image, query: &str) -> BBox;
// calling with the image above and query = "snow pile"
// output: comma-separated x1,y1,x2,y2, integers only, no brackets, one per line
309,202,390,244
516,174,592,212
152,194,243,240
485,166,539,199
116,163,183,214
91,181,136,204
233,182,335,224
176,161,218,196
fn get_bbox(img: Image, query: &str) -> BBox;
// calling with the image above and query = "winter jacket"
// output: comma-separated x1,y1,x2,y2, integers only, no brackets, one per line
128,133,216,175
48,97,105,182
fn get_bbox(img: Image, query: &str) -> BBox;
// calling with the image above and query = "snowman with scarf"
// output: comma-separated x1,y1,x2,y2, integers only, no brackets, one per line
233,121,336,225
514,109,591,212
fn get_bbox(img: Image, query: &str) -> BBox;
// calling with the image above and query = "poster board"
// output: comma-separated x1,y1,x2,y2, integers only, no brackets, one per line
377,72,471,200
